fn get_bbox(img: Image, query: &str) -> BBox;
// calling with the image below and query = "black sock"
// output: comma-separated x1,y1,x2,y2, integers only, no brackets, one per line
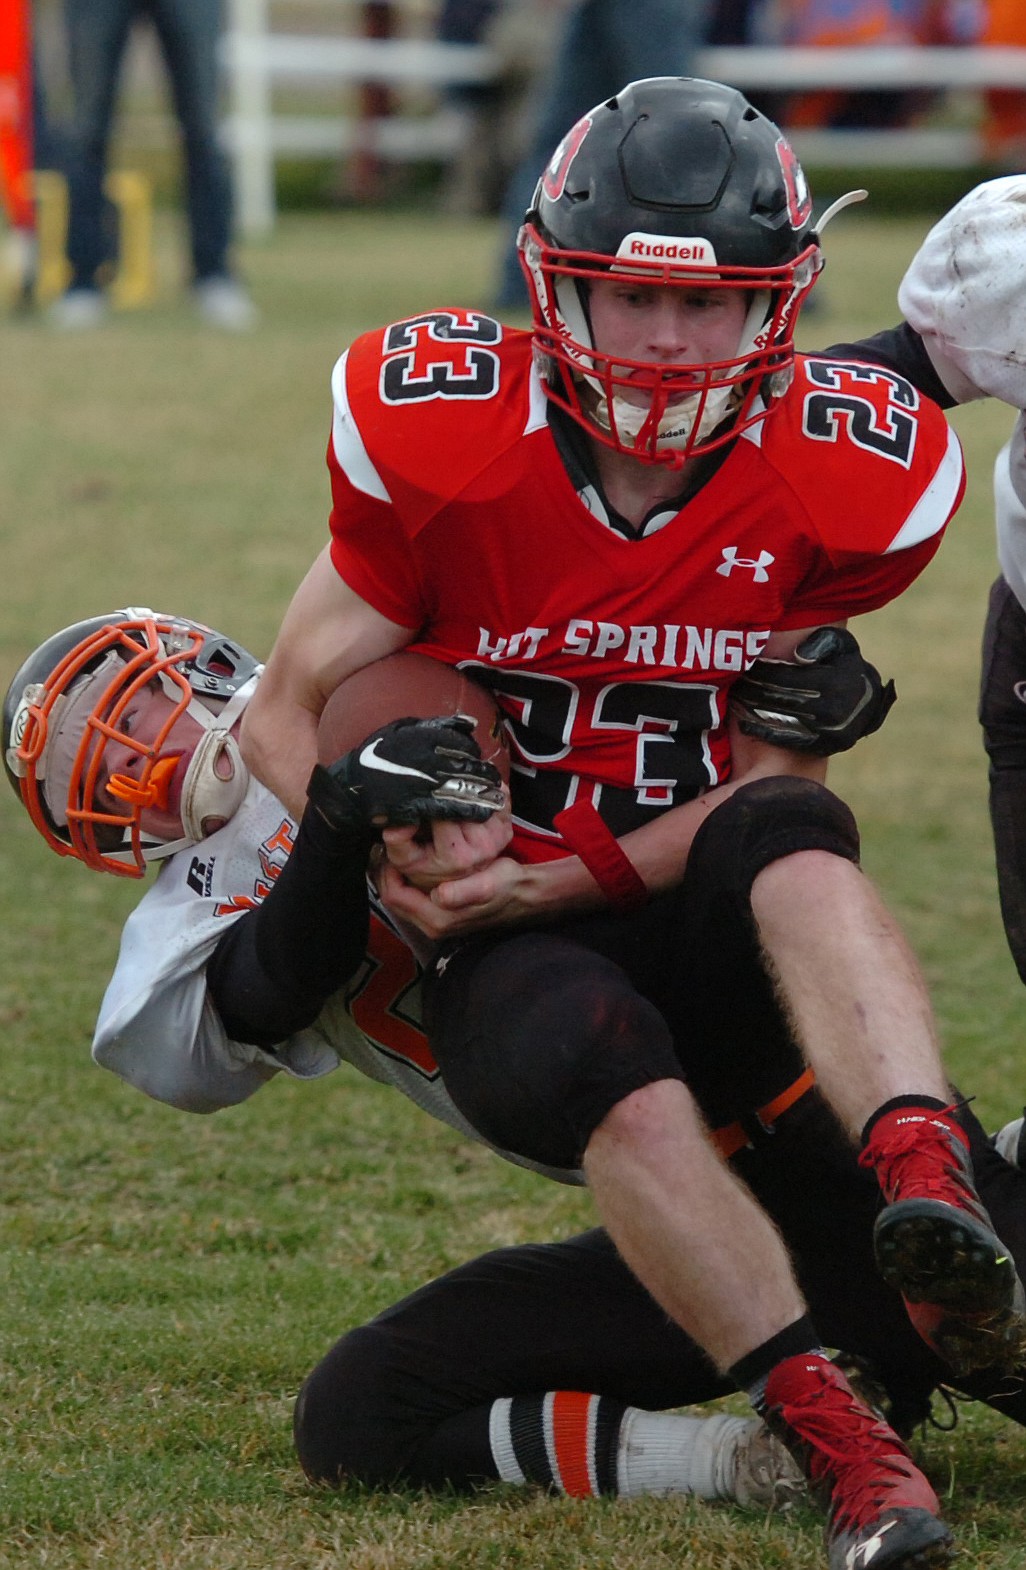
728,1316,825,1411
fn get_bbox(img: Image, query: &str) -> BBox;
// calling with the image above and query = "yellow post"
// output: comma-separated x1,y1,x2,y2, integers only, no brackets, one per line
23,167,155,308
30,169,70,303
105,169,156,308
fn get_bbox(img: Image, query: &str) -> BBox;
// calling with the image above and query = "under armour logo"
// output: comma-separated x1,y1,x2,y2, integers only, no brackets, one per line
717,547,775,582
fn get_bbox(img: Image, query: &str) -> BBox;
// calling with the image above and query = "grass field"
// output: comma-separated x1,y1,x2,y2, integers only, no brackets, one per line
2,206,1026,1569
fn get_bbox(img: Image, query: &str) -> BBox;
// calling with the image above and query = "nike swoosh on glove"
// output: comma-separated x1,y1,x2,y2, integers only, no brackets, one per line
308,714,506,832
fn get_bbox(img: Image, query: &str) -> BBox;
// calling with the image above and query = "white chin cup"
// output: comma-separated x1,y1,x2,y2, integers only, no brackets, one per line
179,728,250,840
574,285,776,455
606,381,737,452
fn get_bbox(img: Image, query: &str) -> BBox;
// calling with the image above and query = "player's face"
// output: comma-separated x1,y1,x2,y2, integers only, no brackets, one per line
586,278,750,407
92,681,211,840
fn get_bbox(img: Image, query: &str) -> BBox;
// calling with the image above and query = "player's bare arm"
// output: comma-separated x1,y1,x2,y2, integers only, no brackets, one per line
376,625,834,939
376,731,827,941
241,545,412,818
378,608,894,934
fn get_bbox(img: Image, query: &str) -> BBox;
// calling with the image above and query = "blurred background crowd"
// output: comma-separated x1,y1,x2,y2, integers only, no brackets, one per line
1,0,1025,322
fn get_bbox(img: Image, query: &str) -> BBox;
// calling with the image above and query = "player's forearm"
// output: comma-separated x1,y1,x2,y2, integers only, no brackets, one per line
492,798,735,917
241,685,320,821
243,545,414,817
393,740,829,932
206,802,372,1048
497,749,828,919
622,750,827,896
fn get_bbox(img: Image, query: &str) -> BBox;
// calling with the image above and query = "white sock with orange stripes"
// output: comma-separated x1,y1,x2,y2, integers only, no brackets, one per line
488,1393,800,1504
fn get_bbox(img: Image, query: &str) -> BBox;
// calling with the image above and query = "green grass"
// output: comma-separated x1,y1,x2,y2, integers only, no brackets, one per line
3,207,1026,1568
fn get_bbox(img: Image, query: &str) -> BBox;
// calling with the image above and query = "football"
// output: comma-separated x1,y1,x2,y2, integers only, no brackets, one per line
317,650,508,779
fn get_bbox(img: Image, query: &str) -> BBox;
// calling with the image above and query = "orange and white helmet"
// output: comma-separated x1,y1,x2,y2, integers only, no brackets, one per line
3,610,260,876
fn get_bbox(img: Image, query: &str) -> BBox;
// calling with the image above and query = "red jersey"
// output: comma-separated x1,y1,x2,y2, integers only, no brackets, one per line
327,311,963,861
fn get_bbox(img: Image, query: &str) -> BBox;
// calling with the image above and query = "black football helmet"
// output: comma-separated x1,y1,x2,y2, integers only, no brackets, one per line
3,610,260,876
518,76,823,466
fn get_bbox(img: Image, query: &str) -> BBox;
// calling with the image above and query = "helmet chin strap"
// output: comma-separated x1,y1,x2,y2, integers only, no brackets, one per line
603,378,737,453
178,726,250,841
141,672,258,857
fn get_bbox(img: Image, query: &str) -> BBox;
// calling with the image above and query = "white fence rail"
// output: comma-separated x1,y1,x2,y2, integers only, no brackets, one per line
223,1,1026,235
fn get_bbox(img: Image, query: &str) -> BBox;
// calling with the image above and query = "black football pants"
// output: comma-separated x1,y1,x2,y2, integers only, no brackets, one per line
981,575,1026,984
293,1095,1026,1488
422,775,862,1168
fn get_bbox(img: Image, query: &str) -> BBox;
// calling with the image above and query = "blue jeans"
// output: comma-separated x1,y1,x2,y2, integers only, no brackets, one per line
495,0,713,307
63,0,233,290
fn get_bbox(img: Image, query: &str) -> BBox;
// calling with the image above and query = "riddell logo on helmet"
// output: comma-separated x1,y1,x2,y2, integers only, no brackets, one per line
616,234,717,267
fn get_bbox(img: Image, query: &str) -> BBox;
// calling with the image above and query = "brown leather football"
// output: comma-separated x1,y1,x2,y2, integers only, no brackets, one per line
317,651,508,779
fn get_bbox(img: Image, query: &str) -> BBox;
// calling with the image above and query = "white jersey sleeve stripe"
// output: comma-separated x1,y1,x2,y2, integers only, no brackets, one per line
885,423,963,554
330,349,393,503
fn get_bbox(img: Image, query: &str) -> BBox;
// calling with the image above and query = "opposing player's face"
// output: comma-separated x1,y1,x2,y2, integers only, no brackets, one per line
92,681,210,840
586,279,749,406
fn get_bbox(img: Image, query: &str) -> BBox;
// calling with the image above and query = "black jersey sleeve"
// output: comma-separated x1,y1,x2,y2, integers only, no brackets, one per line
822,322,955,409
205,804,371,1049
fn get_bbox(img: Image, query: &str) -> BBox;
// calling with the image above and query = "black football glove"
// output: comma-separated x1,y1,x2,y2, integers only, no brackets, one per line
307,713,505,833
730,627,896,756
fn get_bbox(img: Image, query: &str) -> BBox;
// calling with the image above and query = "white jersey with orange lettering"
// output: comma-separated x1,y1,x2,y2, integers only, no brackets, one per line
327,317,964,864
91,773,581,1184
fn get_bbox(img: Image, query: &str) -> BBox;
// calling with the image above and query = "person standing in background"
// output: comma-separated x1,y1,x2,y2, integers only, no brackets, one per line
50,0,255,330
493,0,712,308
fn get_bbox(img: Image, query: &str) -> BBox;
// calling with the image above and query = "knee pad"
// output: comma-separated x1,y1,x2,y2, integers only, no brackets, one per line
429,935,684,1169
689,776,861,902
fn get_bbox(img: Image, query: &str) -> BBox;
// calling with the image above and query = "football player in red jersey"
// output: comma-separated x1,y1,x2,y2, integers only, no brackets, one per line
238,77,1024,1568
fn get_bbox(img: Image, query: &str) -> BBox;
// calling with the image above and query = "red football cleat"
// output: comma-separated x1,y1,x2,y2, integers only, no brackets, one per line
763,1354,954,1569
861,1107,1026,1375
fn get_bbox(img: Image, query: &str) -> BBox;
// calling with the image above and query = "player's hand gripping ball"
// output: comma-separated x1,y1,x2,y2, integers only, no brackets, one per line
309,713,505,833
730,627,896,755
